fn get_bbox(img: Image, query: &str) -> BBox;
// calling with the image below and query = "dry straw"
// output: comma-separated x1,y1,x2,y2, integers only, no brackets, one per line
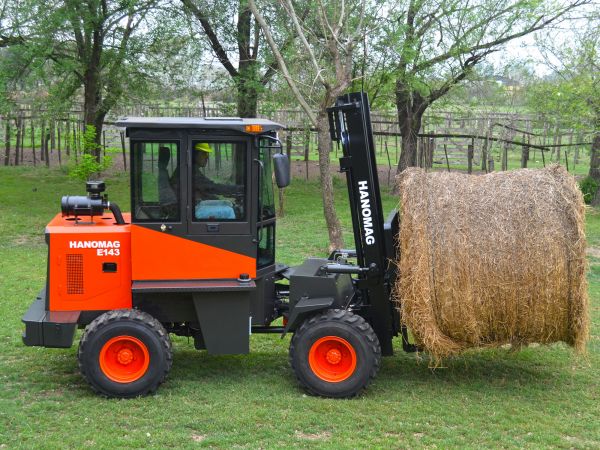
395,165,589,363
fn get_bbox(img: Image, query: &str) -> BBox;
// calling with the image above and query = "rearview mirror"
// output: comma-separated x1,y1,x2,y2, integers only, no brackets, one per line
273,153,290,188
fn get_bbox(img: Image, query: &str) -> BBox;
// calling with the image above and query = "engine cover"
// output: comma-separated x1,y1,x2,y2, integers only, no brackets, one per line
46,213,132,311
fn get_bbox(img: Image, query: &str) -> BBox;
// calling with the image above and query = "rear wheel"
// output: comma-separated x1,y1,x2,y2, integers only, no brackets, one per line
289,309,381,398
78,309,172,398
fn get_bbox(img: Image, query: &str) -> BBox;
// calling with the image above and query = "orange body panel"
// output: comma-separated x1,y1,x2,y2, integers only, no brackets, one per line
130,225,256,280
47,213,132,311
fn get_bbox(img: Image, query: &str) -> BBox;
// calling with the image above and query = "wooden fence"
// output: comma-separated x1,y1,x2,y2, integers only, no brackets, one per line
0,104,594,183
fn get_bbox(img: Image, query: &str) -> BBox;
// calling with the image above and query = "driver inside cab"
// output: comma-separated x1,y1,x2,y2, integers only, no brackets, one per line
193,142,244,220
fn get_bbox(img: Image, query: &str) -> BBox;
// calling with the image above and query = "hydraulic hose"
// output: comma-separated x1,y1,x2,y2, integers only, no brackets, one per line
108,202,126,225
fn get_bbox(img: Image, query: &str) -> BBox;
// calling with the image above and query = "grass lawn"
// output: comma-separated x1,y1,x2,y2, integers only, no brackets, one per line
0,166,598,449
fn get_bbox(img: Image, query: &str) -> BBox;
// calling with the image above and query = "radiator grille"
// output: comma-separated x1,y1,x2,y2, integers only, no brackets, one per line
66,254,84,294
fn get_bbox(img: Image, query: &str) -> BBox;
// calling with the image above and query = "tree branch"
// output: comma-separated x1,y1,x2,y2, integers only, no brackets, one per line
283,0,327,87
413,1,588,73
180,0,239,78
249,0,317,125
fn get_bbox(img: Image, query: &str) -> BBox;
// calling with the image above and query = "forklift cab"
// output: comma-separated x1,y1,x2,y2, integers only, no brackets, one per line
117,117,288,334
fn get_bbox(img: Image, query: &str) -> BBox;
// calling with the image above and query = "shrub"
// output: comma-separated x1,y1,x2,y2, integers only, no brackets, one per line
578,176,599,204
68,125,113,181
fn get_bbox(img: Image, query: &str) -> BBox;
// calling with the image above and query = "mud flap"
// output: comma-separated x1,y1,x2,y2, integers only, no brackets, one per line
193,293,250,354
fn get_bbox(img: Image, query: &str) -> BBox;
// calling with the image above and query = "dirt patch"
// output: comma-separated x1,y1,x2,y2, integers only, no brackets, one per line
191,434,206,443
294,430,331,441
586,247,600,258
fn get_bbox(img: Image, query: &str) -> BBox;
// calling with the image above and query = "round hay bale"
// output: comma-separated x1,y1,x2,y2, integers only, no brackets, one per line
395,164,589,362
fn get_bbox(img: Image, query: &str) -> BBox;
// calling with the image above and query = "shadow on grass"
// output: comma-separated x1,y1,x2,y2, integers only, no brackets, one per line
11,334,588,402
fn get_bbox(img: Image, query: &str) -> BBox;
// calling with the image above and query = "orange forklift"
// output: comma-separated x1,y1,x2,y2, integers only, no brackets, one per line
22,93,407,398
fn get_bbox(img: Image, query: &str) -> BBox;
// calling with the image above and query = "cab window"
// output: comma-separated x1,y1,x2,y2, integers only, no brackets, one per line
132,141,180,221
191,141,246,221
258,139,276,221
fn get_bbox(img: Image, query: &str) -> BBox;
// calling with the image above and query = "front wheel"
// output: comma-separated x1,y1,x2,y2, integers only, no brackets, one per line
78,309,172,398
289,309,381,398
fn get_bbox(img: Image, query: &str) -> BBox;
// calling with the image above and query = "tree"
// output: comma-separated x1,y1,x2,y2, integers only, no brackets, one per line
250,0,376,250
388,0,590,174
529,11,599,192
2,0,159,155
181,0,289,118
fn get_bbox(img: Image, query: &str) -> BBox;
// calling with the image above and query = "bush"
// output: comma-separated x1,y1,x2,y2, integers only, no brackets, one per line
579,176,599,204
68,125,113,181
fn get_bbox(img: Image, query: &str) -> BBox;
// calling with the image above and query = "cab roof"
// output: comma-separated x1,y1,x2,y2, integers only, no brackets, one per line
115,117,284,133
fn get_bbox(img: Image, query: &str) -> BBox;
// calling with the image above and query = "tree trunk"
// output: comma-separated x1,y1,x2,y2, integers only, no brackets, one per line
236,75,259,118
4,120,10,166
93,114,105,157
83,36,103,159
590,132,600,207
589,132,600,182
395,85,425,174
236,4,259,118
316,110,344,251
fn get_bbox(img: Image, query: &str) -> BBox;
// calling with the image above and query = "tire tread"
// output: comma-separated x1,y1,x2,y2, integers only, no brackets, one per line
289,309,381,398
78,309,172,398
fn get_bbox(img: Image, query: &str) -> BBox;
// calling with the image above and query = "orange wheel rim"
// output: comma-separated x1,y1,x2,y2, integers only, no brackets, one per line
308,336,357,382
99,335,150,383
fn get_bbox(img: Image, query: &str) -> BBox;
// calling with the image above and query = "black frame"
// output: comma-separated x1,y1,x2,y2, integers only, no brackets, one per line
327,92,395,356
131,139,182,223
187,136,252,235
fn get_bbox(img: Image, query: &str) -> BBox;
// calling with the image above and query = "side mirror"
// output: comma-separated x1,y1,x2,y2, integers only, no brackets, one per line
273,153,290,188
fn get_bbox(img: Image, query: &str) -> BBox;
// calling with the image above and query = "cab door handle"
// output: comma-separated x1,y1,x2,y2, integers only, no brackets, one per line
160,224,173,232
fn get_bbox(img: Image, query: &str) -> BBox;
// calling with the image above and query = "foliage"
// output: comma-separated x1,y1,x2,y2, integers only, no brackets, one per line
526,11,600,182
526,16,599,128
579,176,599,204
181,0,288,117
0,0,176,138
69,153,113,182
68,126,112,181
384,0,590,172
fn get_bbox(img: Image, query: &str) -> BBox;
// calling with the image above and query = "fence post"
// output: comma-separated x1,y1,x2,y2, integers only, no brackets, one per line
541,147,546,167
20,116,25,164
444,144,450,172
286,133,292,159
521,144,529,168
467,143,474,174
14,116,21,166
4,119,10,166
31,121,36,166
428,138,435,169
304,128,310,180
65,119,70,156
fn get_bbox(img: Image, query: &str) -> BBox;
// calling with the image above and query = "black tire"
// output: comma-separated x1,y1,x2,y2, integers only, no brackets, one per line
77,309,172,398
289,309,381,398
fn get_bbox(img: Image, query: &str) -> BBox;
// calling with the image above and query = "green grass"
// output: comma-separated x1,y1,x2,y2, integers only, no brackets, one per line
0,167,599,449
